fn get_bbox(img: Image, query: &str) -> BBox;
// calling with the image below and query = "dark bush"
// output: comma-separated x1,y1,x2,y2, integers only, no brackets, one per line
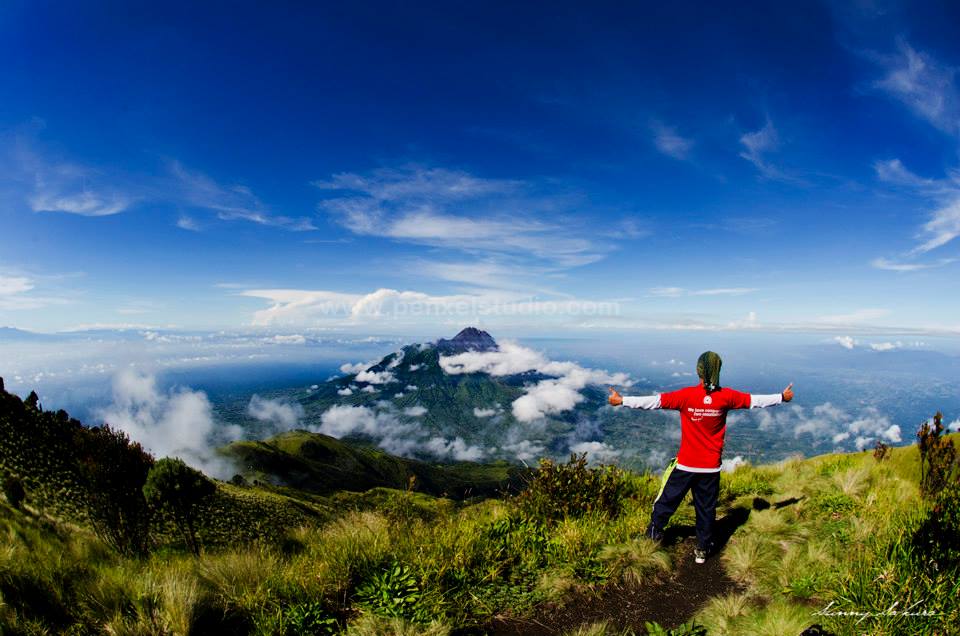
2,473,25,509
917,412,956,498
913,412,960,570
143,457,216,555
515,453,629,523
76,425,154,556
873,441,890,462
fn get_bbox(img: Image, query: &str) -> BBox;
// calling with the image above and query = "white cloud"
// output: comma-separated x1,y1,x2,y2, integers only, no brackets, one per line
355,369,396,385
872,41,960,135
0,273,68,311
176,215,201,231
869,341,902,352
340,360,372,374
247,394,304,431
651,121,694,160
315,165,607,268
405,385,418,391
241,287,514,327
834,335,857,349
819,308,890,324
424,436,485,461
738,119,797,182
97,369,241,478
0,275,34,296
439,340,631,423
947,419,960,432
473,407,499,418
870,256,956,271
570,441,621,464
649,287,758,298
28,160,133,217
403,405,427,417
751,401,901,449
500,438,545,462
264,334,307,345
30,190,130,216
872,158,960,264
170,161,316,231
315,403,482,460
337,387,354,396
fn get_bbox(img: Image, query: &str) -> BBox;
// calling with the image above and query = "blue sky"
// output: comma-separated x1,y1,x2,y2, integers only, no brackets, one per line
2,1,960,337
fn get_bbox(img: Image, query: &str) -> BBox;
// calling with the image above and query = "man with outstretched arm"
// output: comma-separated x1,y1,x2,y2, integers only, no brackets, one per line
608,351,793,564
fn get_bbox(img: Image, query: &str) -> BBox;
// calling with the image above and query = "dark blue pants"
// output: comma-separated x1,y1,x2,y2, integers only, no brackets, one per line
647,458,719,550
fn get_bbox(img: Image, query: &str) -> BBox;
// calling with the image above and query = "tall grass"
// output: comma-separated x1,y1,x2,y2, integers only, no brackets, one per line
3,442,957,635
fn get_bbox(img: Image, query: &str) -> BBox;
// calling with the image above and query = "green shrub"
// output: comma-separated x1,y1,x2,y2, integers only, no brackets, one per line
917,412,956,498
355,560,427,623
515,453,629,523
644,620,708,636
144,457,216,555
281,601,339,635
2,473,25,509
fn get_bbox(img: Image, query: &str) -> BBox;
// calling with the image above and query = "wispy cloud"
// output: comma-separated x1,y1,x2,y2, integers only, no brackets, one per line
176,215,201,231
241,287,522,327
737,119,807,185
739,119,782,178
314,165,609,268
870,256,955,271
650,121,694,160
817,308,890,324
170,161,316,231
19,148,134,217
9,138,312,231
872,158,960,266
238,285,621,328
0,273,67,310
648,286,758,298
871,41,960,136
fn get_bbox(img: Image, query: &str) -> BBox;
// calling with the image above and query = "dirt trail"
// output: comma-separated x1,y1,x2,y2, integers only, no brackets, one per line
485,539,741,635
481,505,761,635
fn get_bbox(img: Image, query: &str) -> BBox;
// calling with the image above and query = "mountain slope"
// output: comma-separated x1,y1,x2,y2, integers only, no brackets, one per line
222,429,529,498
3,408,956,635
297,327,621,461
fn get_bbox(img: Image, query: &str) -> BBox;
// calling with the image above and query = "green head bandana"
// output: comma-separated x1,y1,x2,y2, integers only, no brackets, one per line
696,351,722,394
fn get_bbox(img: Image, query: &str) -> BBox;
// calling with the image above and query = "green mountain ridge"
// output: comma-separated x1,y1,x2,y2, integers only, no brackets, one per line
221,429,529,498
295,327,626,461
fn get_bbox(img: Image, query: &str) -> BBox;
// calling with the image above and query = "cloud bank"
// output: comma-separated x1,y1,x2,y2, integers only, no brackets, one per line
315,403,483,461
247,394,304,432
439,340,631,423
97,369,242,478
748,401,902,450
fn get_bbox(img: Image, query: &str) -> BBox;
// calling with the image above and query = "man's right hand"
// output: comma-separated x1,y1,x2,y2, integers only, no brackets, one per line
782,383,794,402
608,387,623,406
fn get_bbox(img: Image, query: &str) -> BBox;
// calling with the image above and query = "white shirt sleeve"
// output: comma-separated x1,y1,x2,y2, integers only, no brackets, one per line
622,394,661,409
750,393,783,409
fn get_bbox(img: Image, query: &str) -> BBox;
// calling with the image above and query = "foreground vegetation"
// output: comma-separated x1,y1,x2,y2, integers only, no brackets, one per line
1,381,958,635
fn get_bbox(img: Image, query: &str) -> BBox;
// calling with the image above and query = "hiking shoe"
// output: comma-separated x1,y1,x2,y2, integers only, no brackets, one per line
645,523,664,544
694,547,707,564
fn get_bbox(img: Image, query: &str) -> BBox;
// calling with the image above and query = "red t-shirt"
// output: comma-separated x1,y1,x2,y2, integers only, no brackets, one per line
659,385,752,469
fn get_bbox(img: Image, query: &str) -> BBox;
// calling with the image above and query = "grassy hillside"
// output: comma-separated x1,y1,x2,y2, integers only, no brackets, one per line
2,377,958,635
3,434,958,634
222,430,529,498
